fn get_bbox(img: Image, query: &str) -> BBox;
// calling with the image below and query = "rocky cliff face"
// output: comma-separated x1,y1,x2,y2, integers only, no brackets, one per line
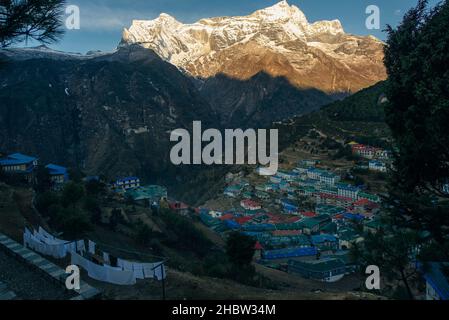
121,0,386,94
0,45,217,180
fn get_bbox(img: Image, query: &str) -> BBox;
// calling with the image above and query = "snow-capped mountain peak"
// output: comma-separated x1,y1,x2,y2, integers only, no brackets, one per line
120,0,385,94
251,0,308,24
310,19,344,35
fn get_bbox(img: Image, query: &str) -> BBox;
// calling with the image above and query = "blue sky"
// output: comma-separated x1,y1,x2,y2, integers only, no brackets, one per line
30,0,440,53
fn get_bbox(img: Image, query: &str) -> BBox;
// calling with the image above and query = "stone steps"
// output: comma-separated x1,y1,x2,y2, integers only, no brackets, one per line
0,232,101,300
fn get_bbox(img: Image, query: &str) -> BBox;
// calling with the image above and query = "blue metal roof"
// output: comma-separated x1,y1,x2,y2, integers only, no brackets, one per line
0,153,38,166
281,198,296,206
45,164,69,181
343,213,365,221
225,220,241,230
243,223,276,232
312,234,338,244
263,247,317,260
45,164,67,175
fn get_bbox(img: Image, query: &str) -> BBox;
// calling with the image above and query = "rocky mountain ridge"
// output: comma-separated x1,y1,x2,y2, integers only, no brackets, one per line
121,0,386,94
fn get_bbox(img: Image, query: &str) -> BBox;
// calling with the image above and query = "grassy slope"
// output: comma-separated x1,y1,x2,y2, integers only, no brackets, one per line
277,81,391,149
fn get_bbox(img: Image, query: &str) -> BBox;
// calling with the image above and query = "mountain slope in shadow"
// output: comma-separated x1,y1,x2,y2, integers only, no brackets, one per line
0,45,217,181
198,71,337,128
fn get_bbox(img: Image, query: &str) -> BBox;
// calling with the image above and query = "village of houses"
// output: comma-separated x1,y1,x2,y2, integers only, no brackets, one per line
0,143,396,286
1,141,447,301
198,141,390,284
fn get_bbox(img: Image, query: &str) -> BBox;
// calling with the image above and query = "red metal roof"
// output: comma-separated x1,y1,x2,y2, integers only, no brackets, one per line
353,198,379,209
284,216,302,223
301,211,317,218
220,213,234,221
235,216,253,225
169,201,189,210
254,241,263,250
353,198,370,206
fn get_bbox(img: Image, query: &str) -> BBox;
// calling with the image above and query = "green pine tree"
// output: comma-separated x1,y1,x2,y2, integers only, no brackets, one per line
0,0,65,48
357,0,449,300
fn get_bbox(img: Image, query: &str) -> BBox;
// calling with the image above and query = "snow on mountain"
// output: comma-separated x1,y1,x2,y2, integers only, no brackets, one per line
121,0,336,63
120,0,386,94
0,45,114,61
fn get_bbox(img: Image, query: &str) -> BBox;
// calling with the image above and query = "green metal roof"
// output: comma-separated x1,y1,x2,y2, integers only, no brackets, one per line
125,185,167,201
289,258,345,272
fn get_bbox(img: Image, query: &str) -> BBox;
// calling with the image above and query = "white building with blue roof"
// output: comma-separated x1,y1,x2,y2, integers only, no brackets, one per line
0,153,38,182
319,172,341,186
369,160,387,172
276,170,299,182
113,176,140,191
45,164,69,186
0,153,38,173
337,184,360,200
306,168,326,180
